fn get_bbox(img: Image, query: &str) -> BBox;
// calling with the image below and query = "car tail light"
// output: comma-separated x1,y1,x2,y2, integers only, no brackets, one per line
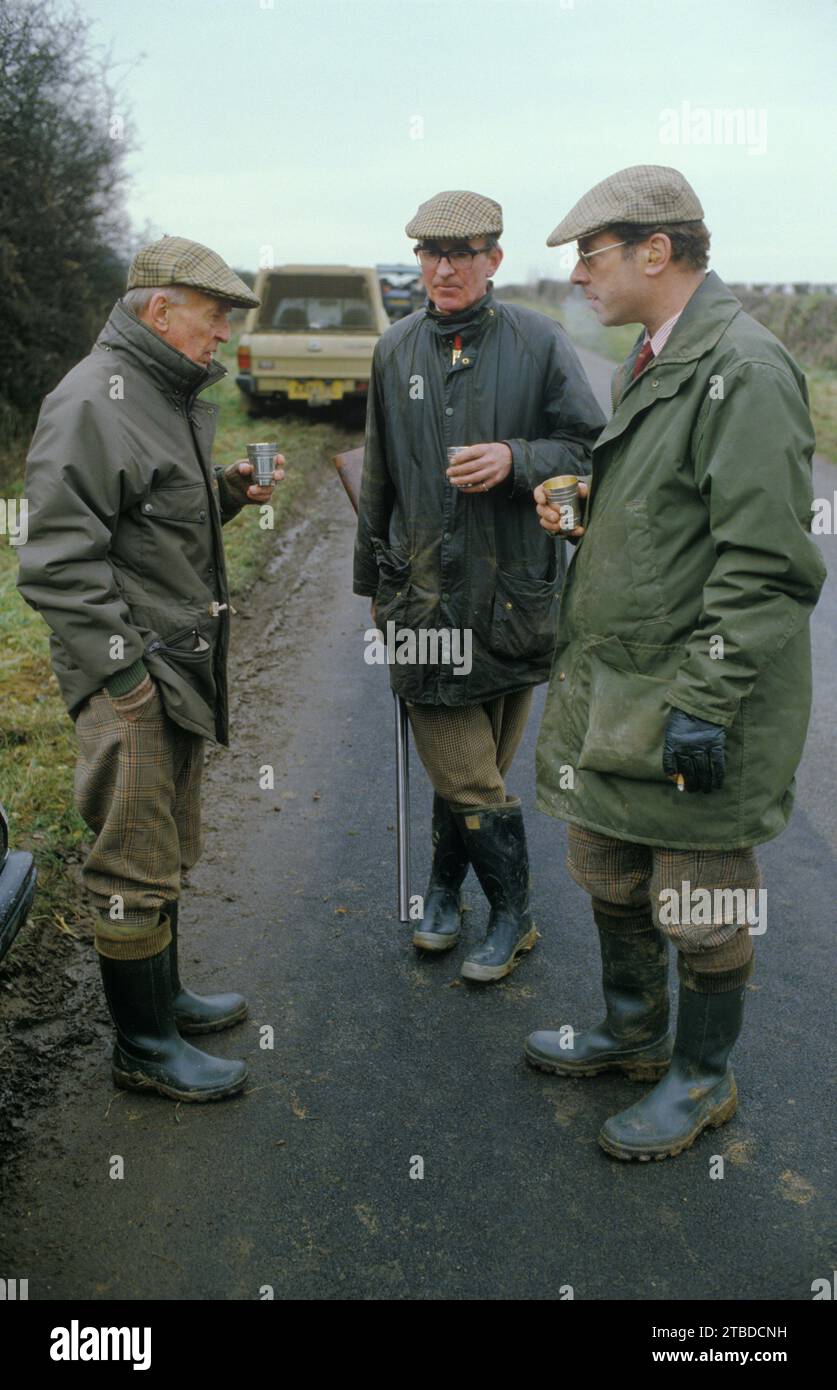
237,345,251,371
355,382,369,392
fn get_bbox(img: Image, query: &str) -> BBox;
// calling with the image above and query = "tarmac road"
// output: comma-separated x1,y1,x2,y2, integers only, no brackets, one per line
1,345,834,1301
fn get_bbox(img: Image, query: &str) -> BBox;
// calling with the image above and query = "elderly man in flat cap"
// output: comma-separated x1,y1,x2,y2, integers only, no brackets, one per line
354,190,604,981
525,166,825,1159
18,236,285,1102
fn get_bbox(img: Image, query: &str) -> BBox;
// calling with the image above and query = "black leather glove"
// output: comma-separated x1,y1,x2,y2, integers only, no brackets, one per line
663,707,726,794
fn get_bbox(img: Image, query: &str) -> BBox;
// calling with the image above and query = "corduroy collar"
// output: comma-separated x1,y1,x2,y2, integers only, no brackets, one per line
98,299,227,404
424,286,496,340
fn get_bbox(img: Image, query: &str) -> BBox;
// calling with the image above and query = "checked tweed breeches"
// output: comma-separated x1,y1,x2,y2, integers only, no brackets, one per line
406,690,533,808
567,825,759,990
73,689,204,956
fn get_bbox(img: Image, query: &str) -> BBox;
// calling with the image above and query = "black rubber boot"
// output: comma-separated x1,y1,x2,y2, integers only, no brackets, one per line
412,795,469,952
453,798,537,983
598,982,745,1161
99,947,248,1102
525,916,672,1080
164,900,247,1035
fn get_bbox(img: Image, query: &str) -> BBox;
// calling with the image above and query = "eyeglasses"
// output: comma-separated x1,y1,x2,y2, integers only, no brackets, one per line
576,239,629,268
414,244,491,269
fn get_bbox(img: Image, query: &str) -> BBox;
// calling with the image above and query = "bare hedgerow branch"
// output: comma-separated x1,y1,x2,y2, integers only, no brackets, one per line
0,0,141,473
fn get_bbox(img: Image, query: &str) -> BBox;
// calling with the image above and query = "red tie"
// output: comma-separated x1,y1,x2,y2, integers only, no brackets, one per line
632,339,654,379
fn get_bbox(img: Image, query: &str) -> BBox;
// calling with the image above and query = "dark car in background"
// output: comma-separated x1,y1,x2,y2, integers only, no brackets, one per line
377,263,425,321
0,801,37,964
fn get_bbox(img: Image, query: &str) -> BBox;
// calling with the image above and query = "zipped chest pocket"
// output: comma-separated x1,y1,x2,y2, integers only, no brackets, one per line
145,625,211,663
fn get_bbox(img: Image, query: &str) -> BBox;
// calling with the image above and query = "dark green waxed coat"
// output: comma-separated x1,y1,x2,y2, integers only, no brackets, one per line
17,301,246,745
353,291,605,704
536,272,827,849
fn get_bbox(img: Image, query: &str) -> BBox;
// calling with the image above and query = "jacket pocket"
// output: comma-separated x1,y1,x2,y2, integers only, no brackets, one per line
145,624,212,664
578,651,671,782
488,569,559,661
625,500,668,623
142,481,208,522
143,621,217,730
371,538,414,627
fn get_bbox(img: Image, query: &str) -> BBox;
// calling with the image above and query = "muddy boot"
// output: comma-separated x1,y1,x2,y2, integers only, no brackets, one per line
99,947,248,1102
598,982,745,1161
412,795,469,952
453,798,537,983
525,914,672,1080
164,900,247,1034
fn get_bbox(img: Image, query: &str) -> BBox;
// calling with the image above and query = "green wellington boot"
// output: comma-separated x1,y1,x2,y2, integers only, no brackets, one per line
412,794,469,952
99,946,248,1102
453,798,538,983
525,918,672,1080
164,899,248,1034
598,982,746,1161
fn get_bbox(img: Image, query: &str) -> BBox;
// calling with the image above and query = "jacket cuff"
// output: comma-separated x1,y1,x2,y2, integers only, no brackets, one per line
215,466,245,520
105,658,148,697
505,439,535,497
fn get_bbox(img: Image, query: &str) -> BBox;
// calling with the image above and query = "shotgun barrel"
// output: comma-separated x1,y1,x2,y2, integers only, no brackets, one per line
333,447,411,922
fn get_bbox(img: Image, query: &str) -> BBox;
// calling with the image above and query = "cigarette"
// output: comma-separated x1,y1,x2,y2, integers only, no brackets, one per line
675,774,685,792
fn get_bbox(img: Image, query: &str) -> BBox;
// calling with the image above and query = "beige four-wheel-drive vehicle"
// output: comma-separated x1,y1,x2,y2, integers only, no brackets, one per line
236,264,390,413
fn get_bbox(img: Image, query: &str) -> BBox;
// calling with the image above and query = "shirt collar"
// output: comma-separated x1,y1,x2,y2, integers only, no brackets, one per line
642,309,684,358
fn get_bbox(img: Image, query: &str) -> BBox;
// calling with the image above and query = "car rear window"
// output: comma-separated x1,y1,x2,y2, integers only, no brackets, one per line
257,275,373,331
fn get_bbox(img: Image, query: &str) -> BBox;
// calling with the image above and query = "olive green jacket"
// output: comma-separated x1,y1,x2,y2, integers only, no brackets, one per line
353,291,605,704
536,272,827,849
17,301,246,745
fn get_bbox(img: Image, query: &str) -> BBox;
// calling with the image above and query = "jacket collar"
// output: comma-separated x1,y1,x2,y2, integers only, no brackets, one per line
600,272,742,449
647,271,742,364
424,286,496,343
98,300,227,404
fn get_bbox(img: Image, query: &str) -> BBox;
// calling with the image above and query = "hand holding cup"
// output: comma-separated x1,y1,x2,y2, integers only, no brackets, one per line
226,445,286,504
535,476,589,540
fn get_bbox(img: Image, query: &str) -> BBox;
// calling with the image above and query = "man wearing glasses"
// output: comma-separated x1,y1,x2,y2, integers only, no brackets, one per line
354,189,603,982
526,166,825,1159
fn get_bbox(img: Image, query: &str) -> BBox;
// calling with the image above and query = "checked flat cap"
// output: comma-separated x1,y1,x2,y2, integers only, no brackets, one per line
546,165,704,246
127,235,259,308
406,189,503,240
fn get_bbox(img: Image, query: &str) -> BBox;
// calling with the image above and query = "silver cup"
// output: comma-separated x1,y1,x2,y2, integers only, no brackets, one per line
543,474,581,531
447,445,474,488
246,442,278,487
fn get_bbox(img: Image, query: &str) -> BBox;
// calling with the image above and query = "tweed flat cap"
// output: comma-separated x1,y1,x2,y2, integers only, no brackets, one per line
546,165,704,246
406,190,503,240
127,235,259,308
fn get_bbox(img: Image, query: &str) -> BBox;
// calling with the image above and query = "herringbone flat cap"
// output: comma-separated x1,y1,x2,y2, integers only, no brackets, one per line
127,236,259,308
546,165,704,246
406,190,503,240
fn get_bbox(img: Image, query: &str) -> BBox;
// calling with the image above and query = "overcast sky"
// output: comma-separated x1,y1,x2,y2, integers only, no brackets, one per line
76,0,836,285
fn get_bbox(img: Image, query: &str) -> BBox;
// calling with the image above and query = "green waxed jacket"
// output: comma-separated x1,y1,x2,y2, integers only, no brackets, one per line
353,291,605,705
536,272,827,849
17,301,246,746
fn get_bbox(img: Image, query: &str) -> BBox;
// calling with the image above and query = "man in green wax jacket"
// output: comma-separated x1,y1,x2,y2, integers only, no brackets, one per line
525,166,826,1161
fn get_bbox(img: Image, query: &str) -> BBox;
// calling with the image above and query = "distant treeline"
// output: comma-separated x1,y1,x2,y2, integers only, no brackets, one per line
500,280,837,372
